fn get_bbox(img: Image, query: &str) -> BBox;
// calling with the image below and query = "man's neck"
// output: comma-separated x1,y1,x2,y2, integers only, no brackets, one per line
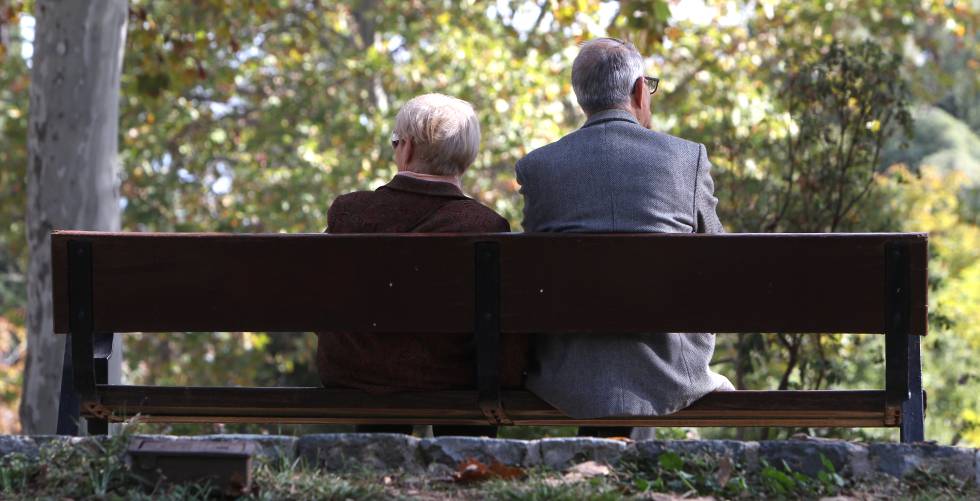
586,105,637,120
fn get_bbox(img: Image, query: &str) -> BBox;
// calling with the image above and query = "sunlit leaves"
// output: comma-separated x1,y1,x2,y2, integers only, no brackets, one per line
870,165,980,444
0,2,30,432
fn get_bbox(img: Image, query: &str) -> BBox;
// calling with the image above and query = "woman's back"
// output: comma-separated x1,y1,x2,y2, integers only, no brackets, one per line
317,174,527,393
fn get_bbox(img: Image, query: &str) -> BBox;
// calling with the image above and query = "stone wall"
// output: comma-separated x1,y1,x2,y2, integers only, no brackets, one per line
1,434,977,484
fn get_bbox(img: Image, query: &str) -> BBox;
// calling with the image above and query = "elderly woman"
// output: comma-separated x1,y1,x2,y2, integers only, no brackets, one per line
317,93,527,436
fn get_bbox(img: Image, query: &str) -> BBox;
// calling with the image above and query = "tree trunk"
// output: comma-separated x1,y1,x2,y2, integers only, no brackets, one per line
22,0,127,434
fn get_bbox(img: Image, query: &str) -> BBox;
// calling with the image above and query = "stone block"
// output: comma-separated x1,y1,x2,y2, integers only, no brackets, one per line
0,436,43,460
636,440,761,472
295,433,422,472
869,443,975,480
421,437,536,467
425,462,456,478
974,448,979,486
536,438,630,469
132,434,298,461
759,438,865,478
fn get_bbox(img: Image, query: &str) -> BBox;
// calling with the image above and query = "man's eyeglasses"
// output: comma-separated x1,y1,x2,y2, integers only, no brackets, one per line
390,132,402,149
644,76,660,95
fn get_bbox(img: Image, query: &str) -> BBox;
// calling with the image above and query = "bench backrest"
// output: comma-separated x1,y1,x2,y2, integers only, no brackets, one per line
51,231,927,336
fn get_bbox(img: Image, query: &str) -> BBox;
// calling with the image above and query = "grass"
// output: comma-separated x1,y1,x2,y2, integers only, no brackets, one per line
0,429,384,500
247,459,385,500
0,426,977,500
476,475,626,501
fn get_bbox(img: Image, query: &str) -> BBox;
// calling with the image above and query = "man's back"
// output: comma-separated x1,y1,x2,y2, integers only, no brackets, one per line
518,109,722,235
516,109,732,419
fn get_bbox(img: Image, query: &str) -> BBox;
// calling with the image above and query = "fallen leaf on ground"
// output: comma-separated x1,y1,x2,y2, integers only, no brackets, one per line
452,458,489,483
488,461,525,480
452,458,525,483
606,436,634,442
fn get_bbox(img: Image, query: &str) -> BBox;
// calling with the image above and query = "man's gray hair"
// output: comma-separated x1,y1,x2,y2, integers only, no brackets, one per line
571,38,645,115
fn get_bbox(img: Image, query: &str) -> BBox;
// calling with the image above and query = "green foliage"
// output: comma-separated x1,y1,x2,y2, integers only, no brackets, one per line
869,165,980,444
618,450,846,499
480,474,625,501
900,467,979,500
623,452,751,498
246,461,385,501
881,106,980,184
0,434,134,498
757,455,844,499
765,41,913,233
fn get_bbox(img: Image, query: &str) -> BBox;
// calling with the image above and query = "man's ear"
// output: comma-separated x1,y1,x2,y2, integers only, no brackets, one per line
630,77,644,109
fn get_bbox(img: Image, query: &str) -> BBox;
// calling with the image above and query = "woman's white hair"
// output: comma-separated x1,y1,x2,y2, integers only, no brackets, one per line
572,38,645,115
394,93,481,176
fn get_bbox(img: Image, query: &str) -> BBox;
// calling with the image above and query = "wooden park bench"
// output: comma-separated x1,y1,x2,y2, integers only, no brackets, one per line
51,231,928,442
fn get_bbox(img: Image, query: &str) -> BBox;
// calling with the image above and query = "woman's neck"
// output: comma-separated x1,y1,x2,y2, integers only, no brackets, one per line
396,170,462,189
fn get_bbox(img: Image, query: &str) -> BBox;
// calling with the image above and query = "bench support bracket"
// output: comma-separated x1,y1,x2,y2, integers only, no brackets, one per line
56,240,113,436
884,242,924,443
56,334,80,435
475,241,512,426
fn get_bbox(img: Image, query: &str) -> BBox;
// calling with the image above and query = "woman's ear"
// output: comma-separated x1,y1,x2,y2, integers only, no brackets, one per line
403,137,414,165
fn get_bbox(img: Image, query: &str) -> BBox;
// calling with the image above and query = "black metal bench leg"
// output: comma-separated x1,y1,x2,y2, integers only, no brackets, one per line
56,334,80,436
901,335,924,443
67,239,109,436
86,417,108,435
86,332,115,436
885,242,925,443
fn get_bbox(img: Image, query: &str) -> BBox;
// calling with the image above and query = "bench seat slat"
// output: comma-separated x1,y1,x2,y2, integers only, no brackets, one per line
90,386,888,427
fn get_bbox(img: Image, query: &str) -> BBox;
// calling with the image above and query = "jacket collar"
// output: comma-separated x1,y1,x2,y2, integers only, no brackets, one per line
379,174,470,199
581,108,640,129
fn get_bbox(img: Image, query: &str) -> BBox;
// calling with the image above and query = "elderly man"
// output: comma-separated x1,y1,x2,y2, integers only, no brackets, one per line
516,38,733,436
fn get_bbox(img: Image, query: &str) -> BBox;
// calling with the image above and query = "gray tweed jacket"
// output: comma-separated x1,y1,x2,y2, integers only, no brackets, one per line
516,109,734,419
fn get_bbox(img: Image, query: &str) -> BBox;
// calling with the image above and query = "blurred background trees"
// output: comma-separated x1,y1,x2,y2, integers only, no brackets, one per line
0,0,977,442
